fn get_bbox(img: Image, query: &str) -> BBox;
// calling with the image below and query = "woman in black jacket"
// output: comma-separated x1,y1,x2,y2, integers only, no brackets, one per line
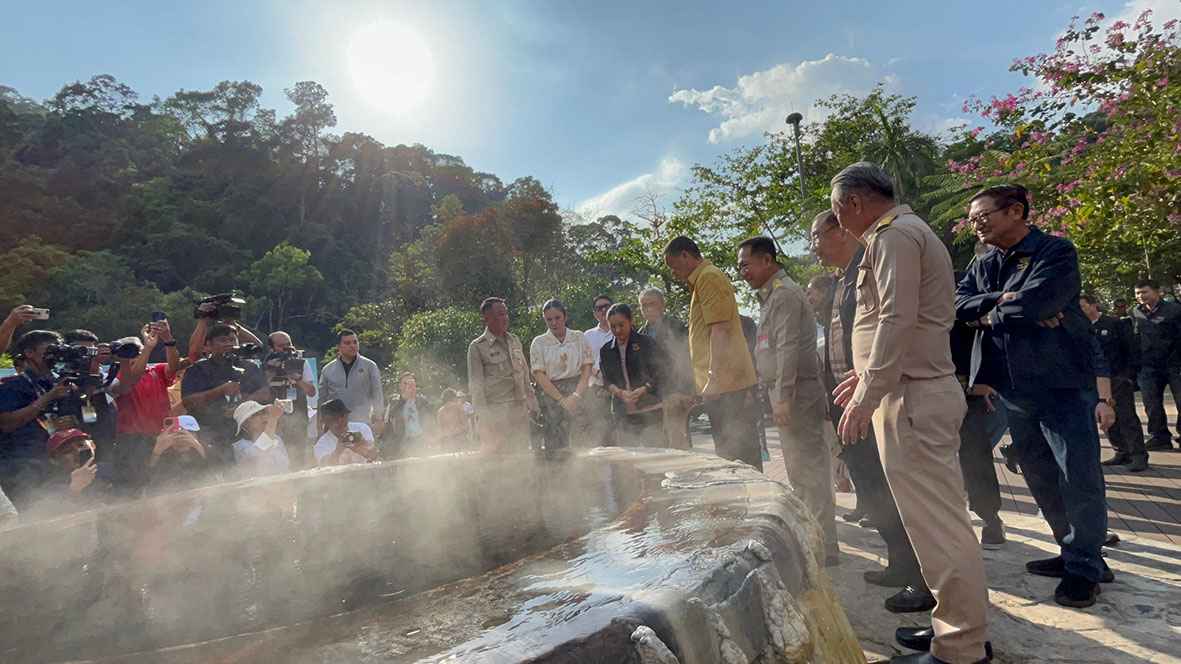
599,303,667,447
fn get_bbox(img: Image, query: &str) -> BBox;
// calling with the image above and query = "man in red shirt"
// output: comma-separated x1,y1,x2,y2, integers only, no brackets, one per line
108,320,184,487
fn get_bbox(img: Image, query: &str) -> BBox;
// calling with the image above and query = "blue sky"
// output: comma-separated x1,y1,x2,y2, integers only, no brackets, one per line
2,0,1175,220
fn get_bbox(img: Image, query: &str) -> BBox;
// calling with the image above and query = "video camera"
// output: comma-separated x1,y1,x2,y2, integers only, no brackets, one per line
42,343,103,389
263,348,306,376
108,340,142,360
223,344,265,383
193,293,245,321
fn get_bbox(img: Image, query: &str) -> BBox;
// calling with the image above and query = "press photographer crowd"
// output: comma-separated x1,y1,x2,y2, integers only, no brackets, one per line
0,292,468,524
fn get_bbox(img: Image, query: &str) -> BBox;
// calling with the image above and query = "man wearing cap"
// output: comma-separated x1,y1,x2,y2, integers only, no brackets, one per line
467,298,540,452
314,398,379,466
146,417,212,492
831,162,989,664
32,429,119,516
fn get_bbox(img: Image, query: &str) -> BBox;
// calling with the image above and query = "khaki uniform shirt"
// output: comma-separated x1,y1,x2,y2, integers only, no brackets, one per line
467,328,538,412
755,268,820,404
851,205,958,408
687,260,758,394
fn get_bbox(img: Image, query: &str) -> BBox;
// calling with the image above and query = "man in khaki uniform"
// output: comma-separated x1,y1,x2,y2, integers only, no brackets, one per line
830,163,989,664
738,236,838,566
467,297,540,453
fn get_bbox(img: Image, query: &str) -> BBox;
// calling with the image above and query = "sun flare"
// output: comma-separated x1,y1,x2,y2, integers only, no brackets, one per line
347,21,435,113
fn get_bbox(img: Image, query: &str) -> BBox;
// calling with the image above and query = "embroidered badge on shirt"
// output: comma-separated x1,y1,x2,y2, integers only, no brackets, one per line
1100,329,1109,336
1017,257,1031,271
757,334,770,350
631,343,640,351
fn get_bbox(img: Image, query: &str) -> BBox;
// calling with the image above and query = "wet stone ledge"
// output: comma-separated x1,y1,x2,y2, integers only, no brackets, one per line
0,449,865,664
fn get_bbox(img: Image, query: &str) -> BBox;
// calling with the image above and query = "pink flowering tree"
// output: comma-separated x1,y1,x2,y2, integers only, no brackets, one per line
927,10,1181,287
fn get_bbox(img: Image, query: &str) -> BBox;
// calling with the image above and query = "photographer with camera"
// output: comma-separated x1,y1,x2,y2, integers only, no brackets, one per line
0,331,82,508
33,428,120,517
232,400,292,478
264,331,315,469
146,416,213,493
180,324,269,465
313,398,378,466
61,329,119,449
188,295,264,365
107,319,184,487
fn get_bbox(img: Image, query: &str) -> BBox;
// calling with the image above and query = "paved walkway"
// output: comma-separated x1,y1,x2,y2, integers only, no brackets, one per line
688,394,1181,663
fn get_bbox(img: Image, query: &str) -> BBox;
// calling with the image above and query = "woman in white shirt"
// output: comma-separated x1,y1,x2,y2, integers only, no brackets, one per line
231,400,292,478
530,299,594,453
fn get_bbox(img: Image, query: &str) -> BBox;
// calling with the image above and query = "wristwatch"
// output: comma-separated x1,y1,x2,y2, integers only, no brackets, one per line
163,341,177,347
572,391,582,398
1098,397,1112,405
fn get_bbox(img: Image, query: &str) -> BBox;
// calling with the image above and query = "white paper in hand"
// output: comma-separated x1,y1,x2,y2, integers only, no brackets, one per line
254,432,277,451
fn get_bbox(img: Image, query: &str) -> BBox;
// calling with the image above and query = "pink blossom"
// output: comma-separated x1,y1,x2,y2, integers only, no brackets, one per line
1015,162,1028,170
1158,77,1170,87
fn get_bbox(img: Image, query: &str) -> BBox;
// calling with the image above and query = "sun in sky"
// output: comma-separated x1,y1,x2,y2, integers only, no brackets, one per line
347,20,435,113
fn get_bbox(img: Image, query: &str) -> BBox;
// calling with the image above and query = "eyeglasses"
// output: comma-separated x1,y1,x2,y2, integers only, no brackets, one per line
809,224,841,245
594,303,612,311
966,206,1009,227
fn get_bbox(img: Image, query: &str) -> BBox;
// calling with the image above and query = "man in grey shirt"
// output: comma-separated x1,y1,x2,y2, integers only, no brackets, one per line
318,329,384,437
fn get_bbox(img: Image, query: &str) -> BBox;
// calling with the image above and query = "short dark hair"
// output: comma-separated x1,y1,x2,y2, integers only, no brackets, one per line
1080,294,1098,307
663,236,702,258
606,303,633,321
206,324,237,343
970,184,1030,220
441,388,457,402
542,299,567,317
479,297,506,314
336,329,358,343
398,372,415,385
16,330,62,357
1135,279,1160,290
63,329,98,344
591,294,613,308
737,236,778,261
1111,297,1128,306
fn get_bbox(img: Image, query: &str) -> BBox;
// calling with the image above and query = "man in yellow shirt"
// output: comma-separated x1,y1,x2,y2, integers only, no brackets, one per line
663,236,761,469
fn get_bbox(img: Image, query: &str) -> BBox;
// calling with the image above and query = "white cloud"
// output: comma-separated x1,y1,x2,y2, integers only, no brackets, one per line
575,157,688,221
668,53,901,144
1110,0,1181,26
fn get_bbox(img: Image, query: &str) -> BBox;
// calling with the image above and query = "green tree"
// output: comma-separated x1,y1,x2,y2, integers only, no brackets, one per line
239,242,324,331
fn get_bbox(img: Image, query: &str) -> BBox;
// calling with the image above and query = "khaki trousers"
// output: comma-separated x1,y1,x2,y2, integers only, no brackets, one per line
662,393,692,450
873,376,989,664
479,401,530,454
778,382,838,555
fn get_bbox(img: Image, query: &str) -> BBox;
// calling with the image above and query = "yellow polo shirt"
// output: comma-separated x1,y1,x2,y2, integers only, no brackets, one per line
686,260,758,394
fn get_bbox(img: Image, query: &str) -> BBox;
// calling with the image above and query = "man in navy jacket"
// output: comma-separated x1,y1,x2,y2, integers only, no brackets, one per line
955,184,1110,609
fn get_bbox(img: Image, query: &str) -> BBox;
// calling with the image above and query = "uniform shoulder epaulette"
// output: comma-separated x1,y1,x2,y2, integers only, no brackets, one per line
873,214,898,234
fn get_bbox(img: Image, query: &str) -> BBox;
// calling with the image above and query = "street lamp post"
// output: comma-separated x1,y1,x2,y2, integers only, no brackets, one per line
785,112,806,197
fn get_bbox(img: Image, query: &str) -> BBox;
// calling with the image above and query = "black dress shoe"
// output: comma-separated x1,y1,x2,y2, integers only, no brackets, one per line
842,508,867,522
1144,439,1174,451
890,650,991,663
859,516,876,528
864,567,913,588
1055,574,1100,608
885,585,937,613
1105,531,1121,547
1101,453,1132,466
895,625,994,659
1026,556,1114,582
1127,455,1149,472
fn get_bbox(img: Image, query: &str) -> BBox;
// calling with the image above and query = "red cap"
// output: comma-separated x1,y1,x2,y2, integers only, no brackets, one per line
47,428,91,456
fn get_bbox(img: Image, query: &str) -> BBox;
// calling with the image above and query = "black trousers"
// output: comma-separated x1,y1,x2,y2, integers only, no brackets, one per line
705,387,762,471
1108,377,1146,457
831,399,924,586
958,396,1005,523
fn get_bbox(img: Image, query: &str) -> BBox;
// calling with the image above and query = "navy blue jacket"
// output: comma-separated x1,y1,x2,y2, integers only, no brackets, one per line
955,227,1096,394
